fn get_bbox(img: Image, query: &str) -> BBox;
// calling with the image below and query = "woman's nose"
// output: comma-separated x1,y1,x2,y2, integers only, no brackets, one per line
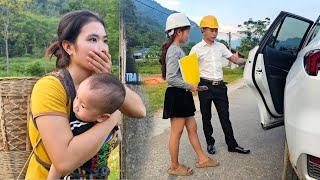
98,42,109,55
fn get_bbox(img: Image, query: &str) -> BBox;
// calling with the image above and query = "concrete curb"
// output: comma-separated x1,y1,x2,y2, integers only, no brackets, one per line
151,78,246,138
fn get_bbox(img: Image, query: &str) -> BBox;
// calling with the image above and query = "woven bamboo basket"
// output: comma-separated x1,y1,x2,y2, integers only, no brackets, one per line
0,77,39,179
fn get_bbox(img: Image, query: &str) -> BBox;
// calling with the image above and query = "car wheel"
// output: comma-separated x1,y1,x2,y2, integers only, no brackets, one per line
282,140,299,180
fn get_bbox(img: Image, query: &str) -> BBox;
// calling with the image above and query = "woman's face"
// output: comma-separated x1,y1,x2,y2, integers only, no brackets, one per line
70,21,109,71
177,28,190,44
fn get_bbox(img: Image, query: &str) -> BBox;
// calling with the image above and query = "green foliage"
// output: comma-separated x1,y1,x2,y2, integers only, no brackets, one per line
0,57,56,77
223,67,244,83
182,42,196,54
0,1,58,58
218,39,229,47
146,45,161,59
0,0,119,75
122,0,165,63
237,18,270,57
108,146,120,180
136,59,161,75
24,61,44,76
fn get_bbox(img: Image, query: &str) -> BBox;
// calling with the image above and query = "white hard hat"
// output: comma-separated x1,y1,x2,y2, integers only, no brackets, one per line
165,13,191,36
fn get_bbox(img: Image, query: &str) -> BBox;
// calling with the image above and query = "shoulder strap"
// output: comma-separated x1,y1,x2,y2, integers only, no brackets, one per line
17,137,43,179
60,69,77,123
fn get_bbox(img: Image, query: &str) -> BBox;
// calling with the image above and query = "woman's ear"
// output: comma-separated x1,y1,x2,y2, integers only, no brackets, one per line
61,40,75,56
97,113,111,123
176,29,182,36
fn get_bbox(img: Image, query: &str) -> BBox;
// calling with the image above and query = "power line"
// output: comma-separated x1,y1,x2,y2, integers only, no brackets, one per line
133,0,170,15
132,0,244,40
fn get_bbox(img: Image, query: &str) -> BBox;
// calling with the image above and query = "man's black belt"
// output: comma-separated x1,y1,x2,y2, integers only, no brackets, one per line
200,78,224,85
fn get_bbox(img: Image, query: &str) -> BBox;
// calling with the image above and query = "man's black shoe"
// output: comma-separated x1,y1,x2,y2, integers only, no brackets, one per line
228,146,250,154
207,144,216,155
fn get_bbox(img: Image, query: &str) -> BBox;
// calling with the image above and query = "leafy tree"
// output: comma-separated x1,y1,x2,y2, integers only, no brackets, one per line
121,0,139,73
182,42,196,54
0,0,32,72
237,17,270,57
0,0,119,75
146,45,161,59
218,39,229,48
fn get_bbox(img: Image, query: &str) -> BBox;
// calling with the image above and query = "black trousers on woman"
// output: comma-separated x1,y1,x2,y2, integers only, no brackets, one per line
198,78,238,149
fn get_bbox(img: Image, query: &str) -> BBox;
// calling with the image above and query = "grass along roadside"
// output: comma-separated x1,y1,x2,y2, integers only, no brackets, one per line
0,57,120,77
142,67,244,113
108,146,120,180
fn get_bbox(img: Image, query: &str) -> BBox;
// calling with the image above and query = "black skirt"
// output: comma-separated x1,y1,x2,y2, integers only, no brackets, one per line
162,87,196,119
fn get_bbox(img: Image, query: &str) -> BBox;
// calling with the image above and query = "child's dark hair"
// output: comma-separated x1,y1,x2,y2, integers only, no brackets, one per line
159,26,190,80
88,73,126,114
46,10,105,69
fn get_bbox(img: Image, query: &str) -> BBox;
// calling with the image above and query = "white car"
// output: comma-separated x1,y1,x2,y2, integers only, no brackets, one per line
244,11,320,179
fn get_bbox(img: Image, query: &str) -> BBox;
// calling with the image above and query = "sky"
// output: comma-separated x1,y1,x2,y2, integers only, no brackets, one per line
154,0,320,40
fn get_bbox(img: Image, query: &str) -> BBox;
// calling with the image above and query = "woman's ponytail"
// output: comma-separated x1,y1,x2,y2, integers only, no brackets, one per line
46,40,70,69
159,35,175,80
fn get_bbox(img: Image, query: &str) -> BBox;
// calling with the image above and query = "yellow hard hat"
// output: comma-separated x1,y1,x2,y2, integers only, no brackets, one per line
200,15,219,29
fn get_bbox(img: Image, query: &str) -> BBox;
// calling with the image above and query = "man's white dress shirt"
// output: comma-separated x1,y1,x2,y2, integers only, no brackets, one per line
190,39,233,80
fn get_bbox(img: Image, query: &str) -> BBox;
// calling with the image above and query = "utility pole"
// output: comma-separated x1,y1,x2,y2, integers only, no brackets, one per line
228,32,232,50
119,0,126,178
228,32,232,67
119,16,126,84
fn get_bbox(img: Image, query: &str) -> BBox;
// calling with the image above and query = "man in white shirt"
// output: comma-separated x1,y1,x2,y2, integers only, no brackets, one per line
190,15,250,155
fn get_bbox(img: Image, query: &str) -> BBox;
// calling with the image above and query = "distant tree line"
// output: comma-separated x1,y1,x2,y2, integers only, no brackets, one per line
0,0,119,71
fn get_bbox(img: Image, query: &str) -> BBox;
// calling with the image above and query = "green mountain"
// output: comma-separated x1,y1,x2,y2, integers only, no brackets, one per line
133,0,202,43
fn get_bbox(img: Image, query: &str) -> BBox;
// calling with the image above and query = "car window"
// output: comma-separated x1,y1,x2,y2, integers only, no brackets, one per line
306,19,320,45
267,17,310,56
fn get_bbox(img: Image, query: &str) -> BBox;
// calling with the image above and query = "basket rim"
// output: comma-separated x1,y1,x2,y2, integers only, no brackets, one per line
0,76,39,80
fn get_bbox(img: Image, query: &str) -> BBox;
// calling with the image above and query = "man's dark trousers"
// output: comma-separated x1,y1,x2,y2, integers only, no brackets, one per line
198,78,238,148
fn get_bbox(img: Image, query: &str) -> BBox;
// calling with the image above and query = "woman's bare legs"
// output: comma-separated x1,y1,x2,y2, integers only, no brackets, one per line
169,117,186,169
185,116,210,163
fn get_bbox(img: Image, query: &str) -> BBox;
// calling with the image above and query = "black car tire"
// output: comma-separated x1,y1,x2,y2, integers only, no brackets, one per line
282,140,299,180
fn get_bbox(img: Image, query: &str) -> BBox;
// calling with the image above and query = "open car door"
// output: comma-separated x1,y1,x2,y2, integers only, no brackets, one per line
244,11,313,129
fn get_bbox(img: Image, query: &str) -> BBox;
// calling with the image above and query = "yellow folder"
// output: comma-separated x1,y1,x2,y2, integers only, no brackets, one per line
178,52,200,85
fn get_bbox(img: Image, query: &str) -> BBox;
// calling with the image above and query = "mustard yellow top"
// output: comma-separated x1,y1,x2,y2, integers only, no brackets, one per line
25,75,69,180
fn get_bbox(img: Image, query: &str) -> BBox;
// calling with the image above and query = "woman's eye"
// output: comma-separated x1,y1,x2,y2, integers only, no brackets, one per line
81,104,85,109
104,39,108,44
89,38,97,42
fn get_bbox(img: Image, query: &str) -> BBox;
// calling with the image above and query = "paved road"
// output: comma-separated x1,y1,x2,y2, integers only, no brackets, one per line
123,80,285,180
